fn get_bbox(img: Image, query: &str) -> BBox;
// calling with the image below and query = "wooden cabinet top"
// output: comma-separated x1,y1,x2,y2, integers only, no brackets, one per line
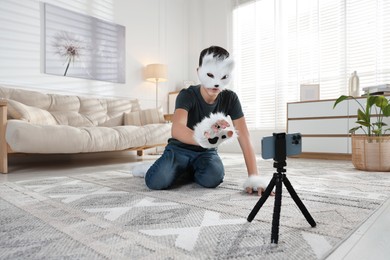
288,94,390,105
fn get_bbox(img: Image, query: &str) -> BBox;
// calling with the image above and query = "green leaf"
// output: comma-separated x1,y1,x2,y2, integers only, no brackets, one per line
383,105,390,117
357,109,368,122
333,95,350,108
355,120,371,127
349,126,361,133
375,95,388,110
367,95,378,108
373,122,387,127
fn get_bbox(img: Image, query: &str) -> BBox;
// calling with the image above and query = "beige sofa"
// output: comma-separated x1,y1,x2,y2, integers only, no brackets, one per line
0,85,172,173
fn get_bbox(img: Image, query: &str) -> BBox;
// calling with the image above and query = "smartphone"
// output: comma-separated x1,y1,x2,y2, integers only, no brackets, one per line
261,133,302,160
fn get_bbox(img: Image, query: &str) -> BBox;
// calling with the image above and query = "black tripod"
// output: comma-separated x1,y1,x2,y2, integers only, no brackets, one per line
247,133,316,244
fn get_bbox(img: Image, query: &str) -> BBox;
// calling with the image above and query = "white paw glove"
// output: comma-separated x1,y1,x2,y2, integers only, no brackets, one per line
132,162,154,177
193,112,237,148
243,175,269,194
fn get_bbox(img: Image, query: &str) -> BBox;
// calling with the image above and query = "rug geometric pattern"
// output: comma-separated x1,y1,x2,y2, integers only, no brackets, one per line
1,156,390,259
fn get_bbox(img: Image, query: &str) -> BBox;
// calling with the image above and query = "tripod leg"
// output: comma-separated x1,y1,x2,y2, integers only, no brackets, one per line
283,175,316,227
271,173,283,244
247,175,276,222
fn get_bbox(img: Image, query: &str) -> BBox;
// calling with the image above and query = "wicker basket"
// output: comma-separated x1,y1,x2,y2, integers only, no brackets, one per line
352,135,390,171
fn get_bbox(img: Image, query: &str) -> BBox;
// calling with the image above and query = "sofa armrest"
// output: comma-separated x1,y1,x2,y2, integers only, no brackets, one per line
0,99,8,173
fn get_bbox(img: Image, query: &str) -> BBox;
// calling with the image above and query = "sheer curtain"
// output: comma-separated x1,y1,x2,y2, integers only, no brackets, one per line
232,0,390,130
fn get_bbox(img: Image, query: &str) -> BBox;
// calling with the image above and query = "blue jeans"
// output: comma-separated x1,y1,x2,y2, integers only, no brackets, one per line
145,143,224,190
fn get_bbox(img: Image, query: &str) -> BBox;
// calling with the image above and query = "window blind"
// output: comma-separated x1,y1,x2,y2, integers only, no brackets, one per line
233,0,390,130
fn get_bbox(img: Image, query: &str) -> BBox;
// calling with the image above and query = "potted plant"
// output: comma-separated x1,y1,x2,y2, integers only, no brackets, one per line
333,93,390,171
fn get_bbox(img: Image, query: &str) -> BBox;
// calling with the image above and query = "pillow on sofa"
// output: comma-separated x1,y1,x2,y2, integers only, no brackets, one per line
7,99,58,125
124,111,142,126
125,107,165,126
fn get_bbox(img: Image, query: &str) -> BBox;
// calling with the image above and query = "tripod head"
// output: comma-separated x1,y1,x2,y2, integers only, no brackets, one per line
273,133,287,173
261,132,302,171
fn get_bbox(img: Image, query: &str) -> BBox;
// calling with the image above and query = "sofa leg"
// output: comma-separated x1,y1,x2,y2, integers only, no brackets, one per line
137,150,144,156
0,101,8,174
0,153,7,174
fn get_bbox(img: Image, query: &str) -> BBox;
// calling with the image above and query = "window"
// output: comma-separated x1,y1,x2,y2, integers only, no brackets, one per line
232,0,390,130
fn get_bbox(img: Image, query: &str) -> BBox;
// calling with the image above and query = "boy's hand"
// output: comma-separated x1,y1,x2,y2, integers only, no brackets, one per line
213,119,230,131
244,175,273,196
205,119,230,138
246,186,265,196
194,113,237,148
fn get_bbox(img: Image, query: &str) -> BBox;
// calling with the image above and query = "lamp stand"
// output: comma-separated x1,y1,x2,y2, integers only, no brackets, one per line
150,78,162,156
155,79,159,108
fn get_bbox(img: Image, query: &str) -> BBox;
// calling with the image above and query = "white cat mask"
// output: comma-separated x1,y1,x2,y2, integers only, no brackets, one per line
197,54,235,90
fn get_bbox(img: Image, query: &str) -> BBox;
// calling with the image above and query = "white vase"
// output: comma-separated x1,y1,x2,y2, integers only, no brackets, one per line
348,71,360,97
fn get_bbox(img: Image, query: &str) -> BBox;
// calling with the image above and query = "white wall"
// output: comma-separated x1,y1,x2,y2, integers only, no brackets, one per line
187,0,233,82
0,0,190,111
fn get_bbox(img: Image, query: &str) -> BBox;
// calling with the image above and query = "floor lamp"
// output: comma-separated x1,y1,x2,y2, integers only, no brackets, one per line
145,64,168,108
145,63,168,155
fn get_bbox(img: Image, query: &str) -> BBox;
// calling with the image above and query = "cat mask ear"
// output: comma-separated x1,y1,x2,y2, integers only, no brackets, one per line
198,54,235,90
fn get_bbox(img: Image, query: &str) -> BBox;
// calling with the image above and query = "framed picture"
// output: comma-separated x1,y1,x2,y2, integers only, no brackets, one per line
300,84,320,101
42,3,126,83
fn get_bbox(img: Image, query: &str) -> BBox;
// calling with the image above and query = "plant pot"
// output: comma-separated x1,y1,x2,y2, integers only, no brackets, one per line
352,135,390,171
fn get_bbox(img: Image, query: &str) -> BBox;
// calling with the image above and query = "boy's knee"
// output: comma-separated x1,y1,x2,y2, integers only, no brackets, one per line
145,180,167,190
194,165,224,188
145,170,171,190
145,161,182,190
197,176,224,188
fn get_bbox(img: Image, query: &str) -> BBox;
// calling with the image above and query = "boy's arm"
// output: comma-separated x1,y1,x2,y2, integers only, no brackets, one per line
171,108,198,146
233,116,258,175
233,116,266,195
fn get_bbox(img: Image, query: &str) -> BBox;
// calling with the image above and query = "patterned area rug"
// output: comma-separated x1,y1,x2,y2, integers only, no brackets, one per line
1,156,390,259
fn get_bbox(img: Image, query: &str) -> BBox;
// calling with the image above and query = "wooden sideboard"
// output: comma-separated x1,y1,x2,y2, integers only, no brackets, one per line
287,97,390,160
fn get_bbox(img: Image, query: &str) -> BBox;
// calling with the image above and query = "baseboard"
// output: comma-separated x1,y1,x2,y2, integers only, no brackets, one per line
290,152,351,160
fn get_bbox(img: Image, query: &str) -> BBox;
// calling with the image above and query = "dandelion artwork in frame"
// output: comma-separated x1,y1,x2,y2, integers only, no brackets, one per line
42,3,126,83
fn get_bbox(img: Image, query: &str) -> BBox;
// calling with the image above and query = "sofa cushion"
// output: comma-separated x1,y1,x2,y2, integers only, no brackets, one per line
141,107,165,124
0,85,52,109
98,98,134,127
124,111,142,126
142,123,172,146
7,99,58,125
125,107,165,126
0,86,139,127
5,120,171,153
48,94,80,111
78,97,110,125
50,111,94,127
131,99,141,112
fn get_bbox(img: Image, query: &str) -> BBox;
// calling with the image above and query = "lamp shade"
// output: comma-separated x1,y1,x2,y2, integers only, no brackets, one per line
145,64,168,82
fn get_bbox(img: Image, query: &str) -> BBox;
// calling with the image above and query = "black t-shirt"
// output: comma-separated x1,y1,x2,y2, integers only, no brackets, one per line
169,85,244,151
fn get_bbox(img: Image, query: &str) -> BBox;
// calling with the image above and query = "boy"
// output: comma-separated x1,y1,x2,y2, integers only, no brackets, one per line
145,46,266,195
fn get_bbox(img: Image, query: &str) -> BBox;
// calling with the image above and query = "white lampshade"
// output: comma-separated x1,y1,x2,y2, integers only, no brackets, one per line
145,64,168,82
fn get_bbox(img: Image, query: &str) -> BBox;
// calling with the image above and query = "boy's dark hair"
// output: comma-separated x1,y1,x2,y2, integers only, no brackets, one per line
199,46,230,67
